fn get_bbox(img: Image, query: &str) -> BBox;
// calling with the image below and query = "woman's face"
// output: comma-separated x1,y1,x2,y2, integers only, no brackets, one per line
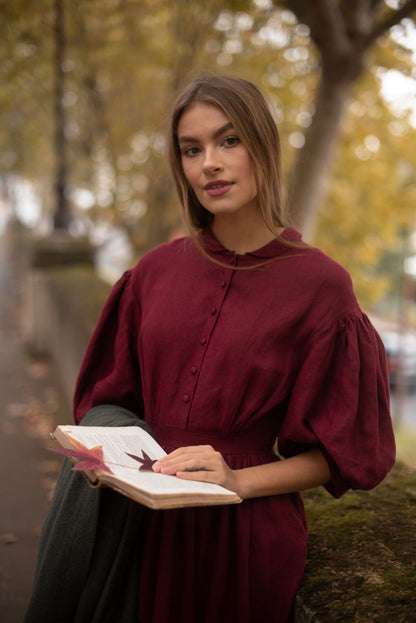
177,102,259,221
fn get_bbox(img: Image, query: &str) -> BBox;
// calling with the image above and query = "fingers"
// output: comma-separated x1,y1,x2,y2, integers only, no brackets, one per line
175,468,213,483
152,445,239,493
153,445,218,476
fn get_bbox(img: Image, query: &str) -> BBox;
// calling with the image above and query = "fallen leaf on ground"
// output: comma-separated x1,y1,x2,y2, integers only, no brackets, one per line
1,533,19,545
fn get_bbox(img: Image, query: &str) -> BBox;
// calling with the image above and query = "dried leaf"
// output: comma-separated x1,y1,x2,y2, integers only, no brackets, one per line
50,435,113,474
126,449,157,471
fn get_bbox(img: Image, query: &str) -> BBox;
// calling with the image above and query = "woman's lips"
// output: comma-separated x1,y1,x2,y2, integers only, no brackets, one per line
204,180,233,197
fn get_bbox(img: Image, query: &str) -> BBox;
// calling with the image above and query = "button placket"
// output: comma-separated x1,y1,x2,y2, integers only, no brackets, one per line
183,263,236,428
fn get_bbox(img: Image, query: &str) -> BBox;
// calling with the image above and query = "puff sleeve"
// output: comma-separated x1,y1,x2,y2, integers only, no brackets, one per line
278,312,396,498
73,271,143,424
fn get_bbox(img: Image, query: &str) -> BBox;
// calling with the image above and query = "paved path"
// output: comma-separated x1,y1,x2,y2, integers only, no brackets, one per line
0,227,63,623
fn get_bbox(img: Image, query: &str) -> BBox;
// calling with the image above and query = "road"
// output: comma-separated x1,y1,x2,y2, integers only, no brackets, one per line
0,227,61,623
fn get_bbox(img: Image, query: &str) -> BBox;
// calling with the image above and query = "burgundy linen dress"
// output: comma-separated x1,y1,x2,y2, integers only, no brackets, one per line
74,228,395,623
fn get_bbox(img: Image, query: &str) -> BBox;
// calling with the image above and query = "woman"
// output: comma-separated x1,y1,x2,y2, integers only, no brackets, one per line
73,75,395,622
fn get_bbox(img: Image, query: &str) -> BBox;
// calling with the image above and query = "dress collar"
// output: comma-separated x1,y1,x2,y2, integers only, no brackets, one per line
199,227,303,260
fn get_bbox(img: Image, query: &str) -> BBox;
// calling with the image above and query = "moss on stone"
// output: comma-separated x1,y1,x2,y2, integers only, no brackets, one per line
24,232,94,268
296,463,416,622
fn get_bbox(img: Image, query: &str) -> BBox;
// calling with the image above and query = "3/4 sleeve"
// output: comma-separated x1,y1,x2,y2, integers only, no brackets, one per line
73,271,143,424
278,312,396,498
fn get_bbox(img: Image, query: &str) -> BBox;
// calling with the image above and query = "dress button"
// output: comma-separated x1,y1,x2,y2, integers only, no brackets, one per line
211,307,217,315
191,366,197,375
200,336,207,345
220,280,226,288
183,394,190,403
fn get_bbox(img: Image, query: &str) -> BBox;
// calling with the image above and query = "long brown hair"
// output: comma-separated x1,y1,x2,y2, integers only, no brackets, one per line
168,74,292,241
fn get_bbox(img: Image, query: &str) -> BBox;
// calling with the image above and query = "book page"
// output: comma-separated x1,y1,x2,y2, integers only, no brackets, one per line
57,425,239,499
59,425,166,464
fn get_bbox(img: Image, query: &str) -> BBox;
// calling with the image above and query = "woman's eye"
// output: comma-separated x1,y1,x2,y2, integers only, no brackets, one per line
223,136,240,147
183,146,200,157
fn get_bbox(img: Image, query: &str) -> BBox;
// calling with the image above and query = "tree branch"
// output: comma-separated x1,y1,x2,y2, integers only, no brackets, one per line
371,0,384,8
340,0,373,40
370,0,416,43
283,0,351,56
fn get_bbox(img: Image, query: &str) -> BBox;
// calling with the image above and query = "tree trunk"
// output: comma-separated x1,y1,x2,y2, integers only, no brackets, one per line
53,0,71,230
283,0,416,241
288,72,355,241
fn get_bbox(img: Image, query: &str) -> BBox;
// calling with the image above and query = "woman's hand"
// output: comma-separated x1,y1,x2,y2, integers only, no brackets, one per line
153,446,331,500
152,445,241,494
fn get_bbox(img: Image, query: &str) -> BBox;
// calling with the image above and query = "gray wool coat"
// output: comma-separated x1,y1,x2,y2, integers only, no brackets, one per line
23,405,152,623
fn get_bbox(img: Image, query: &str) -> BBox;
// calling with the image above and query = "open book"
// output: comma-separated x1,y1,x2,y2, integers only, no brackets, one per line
51,425,242,510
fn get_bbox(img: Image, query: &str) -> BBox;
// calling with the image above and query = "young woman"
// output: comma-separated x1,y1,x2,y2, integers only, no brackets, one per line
70,75,394,622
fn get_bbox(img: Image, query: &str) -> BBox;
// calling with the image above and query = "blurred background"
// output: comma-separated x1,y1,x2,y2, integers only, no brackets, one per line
1,0,416,442
1,3,416,619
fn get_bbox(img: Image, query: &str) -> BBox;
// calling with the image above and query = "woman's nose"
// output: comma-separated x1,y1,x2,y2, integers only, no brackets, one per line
202,148,222,175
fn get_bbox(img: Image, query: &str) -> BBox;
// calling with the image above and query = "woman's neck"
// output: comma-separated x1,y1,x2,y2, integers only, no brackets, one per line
211,213,279,255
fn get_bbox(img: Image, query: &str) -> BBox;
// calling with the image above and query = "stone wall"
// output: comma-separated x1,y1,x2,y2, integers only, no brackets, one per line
24,266,111,409
295,461,416,622
20,231,110,411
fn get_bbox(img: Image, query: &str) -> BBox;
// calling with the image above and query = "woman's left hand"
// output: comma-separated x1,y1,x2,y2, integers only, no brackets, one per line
152,445,240,494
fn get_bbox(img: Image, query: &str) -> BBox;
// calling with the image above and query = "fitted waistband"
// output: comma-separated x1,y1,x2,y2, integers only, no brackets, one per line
150,421,277,456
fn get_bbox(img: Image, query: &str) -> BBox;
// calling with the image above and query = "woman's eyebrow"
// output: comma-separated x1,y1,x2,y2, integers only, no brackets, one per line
178,121,234,144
